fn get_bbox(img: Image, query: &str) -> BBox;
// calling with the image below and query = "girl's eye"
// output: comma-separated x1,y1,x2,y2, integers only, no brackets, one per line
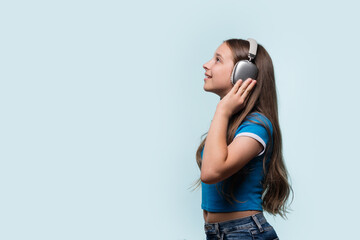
216,57,221,62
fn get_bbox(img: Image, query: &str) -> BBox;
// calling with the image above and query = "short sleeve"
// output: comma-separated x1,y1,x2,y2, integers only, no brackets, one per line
234,113,273,156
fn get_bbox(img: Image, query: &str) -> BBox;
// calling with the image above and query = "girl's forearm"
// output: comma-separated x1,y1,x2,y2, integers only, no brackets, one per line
201,107,230,179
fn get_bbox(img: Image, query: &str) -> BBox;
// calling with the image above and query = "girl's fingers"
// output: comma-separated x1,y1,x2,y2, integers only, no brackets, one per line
232,79,243,93
240,80,256,99
236,78,254,96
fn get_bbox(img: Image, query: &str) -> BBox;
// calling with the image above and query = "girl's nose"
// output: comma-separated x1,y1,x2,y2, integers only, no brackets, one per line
203,61,210,70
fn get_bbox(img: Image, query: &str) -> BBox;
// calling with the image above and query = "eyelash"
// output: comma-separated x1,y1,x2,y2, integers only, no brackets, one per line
216,57,221,62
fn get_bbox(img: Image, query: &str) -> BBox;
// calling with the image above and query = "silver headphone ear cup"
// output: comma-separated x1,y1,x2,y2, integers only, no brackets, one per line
232,60,258,84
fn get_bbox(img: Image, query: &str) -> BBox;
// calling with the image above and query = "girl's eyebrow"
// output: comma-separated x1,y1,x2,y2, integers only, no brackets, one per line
215,52,224,59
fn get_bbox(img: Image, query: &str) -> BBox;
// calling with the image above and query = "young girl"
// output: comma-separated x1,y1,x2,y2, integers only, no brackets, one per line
191,38,293,239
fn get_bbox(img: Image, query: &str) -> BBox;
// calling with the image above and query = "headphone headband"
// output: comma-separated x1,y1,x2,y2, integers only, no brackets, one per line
247,38,258,62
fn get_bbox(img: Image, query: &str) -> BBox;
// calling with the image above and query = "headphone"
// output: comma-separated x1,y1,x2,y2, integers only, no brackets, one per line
230,38,259,85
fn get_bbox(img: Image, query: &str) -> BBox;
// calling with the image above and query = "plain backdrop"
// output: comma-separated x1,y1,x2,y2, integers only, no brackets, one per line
1,0,359,239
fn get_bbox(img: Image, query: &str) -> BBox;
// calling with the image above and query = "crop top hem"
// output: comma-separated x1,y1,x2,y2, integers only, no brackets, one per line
202,205,263,213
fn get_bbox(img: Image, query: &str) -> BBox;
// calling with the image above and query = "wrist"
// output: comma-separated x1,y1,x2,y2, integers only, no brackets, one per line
215,106,231,119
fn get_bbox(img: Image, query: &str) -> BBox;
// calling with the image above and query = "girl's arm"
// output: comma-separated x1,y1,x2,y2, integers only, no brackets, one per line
201,107,263,184
201,107,229,182
201,79,262,184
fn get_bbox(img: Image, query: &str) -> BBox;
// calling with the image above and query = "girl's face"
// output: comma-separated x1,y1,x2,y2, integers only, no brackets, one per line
203,42,235,99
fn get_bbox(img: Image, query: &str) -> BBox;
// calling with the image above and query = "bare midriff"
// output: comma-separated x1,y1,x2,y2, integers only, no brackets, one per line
203,209,261,224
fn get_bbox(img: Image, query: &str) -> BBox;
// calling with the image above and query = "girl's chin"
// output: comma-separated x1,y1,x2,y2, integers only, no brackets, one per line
203,86,215,94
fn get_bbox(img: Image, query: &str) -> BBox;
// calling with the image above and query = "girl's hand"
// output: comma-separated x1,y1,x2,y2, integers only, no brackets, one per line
217,78,257,118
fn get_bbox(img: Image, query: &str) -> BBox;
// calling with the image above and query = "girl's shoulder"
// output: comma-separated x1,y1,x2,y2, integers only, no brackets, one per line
243,112,273,132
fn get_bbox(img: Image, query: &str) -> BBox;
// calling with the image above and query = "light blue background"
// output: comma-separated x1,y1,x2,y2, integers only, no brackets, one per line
1,0,359,239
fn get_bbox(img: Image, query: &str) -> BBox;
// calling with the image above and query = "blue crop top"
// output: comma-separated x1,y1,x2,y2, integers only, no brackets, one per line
201,112,273,212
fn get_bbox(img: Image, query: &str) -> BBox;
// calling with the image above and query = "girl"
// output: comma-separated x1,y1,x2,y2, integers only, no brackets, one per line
191,38,293,239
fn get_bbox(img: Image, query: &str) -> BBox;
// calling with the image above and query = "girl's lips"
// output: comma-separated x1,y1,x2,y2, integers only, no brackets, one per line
204,76,212,81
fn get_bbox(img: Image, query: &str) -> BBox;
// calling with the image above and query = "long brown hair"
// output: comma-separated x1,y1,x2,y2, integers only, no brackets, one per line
190,38,294,219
